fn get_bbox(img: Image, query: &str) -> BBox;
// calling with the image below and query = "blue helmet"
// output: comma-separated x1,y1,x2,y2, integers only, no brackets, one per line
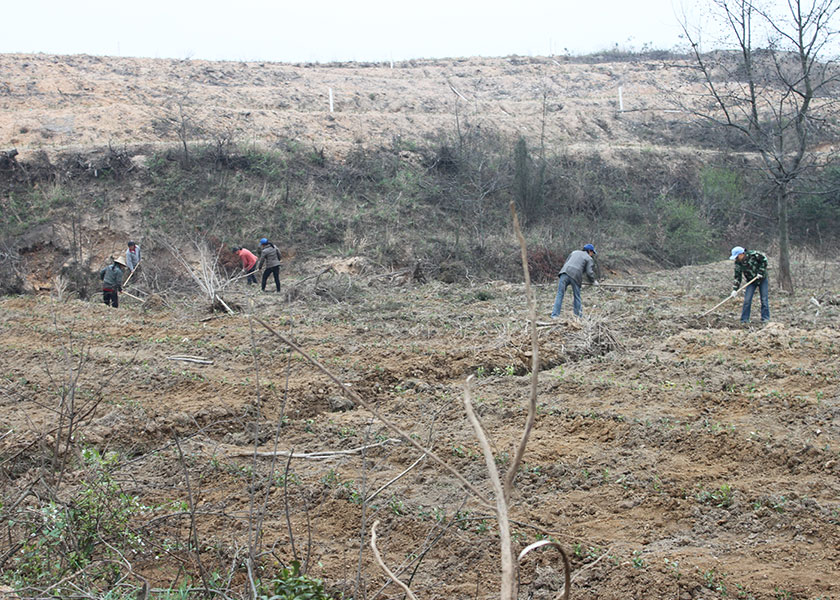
259,238,268,245
583,243,597,254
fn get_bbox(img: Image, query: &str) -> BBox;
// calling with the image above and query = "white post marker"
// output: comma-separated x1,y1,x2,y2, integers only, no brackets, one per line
618,86,624,112
329,88,334,113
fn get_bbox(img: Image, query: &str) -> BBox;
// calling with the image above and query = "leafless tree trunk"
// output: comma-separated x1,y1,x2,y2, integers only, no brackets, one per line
680,0,840,293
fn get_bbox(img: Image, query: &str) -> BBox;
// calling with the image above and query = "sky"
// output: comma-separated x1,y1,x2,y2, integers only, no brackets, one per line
2,0,690,63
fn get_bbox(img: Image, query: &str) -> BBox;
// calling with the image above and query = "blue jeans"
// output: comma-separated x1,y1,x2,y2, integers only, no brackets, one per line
741,277,769,322
551,273,582,317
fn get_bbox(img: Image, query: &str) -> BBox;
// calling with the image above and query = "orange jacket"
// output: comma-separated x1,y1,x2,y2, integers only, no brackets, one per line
236,248,258,270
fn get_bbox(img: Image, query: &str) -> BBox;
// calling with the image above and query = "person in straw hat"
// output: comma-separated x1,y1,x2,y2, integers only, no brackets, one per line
99,255,127,308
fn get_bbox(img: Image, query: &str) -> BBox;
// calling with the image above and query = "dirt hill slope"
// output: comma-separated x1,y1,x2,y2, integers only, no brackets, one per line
0,52,696,157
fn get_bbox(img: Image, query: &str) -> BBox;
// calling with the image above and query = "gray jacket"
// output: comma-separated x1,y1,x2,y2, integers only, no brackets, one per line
559,250,596,286
125,245,141,271
100,264,124,290
258,244,282,269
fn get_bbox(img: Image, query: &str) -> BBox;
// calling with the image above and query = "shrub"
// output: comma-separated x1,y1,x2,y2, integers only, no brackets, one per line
527,246,564,283
6,448,145,595
649,198,717,265
260,561,333,600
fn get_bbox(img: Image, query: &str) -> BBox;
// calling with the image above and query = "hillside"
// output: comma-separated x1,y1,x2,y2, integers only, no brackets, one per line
0,52,839,600
1,52,697,157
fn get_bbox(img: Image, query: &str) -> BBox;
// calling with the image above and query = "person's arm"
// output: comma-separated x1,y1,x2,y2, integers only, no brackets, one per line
585,255,596,283
756,253,768,278
733,263,743,291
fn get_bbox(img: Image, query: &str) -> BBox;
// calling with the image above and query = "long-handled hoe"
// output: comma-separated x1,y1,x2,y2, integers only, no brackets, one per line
699,275,760,317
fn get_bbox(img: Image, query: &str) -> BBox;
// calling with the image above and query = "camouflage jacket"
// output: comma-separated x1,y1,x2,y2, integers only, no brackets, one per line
733,250,768,290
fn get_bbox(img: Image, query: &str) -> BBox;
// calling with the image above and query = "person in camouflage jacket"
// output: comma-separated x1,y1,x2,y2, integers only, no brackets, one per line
729,246,769,323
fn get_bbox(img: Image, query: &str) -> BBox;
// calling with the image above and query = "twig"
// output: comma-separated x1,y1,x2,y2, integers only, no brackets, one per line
504,200,539,502
355,421,373,600
225,438,401,459
370,498,465,600
173,435,212,598
167,355,214,365
464,375,514,600
282,450,298,562
571,547,613,582
517,539,571,600
213,293,235,315
255,341,291,561
246,314,262,600
366,453,426,503
370,520,419,600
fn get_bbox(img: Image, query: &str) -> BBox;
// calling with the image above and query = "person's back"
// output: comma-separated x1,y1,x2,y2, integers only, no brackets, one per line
257,238,282,292
560,250,596,286
259,244,282,269
100,263,124,289
238,248,257,270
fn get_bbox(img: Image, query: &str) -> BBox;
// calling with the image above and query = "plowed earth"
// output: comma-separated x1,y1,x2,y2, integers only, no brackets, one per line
1,258,838,599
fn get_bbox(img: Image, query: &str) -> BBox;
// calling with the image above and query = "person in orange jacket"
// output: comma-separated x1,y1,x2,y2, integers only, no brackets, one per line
232,246,258,284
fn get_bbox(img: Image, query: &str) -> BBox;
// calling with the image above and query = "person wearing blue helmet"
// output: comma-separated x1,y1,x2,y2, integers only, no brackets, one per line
550,244,598,318
257,237,282,292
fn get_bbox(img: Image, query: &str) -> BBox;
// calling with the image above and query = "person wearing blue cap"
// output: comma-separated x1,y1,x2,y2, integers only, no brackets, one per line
257,238,282,292
551,244,598,318
729,246,769,322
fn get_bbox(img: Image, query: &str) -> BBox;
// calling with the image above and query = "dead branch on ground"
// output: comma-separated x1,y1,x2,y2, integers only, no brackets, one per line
224,438,401,459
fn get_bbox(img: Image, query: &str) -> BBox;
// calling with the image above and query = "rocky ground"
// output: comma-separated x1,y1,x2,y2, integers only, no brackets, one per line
1,253,838,599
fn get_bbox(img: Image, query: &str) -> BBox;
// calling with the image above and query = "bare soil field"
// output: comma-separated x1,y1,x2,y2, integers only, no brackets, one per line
1,255,838,599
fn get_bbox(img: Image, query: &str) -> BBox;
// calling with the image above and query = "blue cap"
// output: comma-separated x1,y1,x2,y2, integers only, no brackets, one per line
729,246,745,260
583,244,596,254
260,238,268,245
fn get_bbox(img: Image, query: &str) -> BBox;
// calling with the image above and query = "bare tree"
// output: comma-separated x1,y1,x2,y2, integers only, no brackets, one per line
680,0,840,292
153,89,206,167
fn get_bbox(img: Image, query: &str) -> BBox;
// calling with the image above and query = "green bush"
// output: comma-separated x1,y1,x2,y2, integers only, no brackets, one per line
651,197,717,265
260,561,333,600
6,448,145,595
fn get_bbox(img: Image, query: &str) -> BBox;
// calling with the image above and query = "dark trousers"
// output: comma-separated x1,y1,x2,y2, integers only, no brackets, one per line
262,266,281,291
103,289,119,308
245,266,257,284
